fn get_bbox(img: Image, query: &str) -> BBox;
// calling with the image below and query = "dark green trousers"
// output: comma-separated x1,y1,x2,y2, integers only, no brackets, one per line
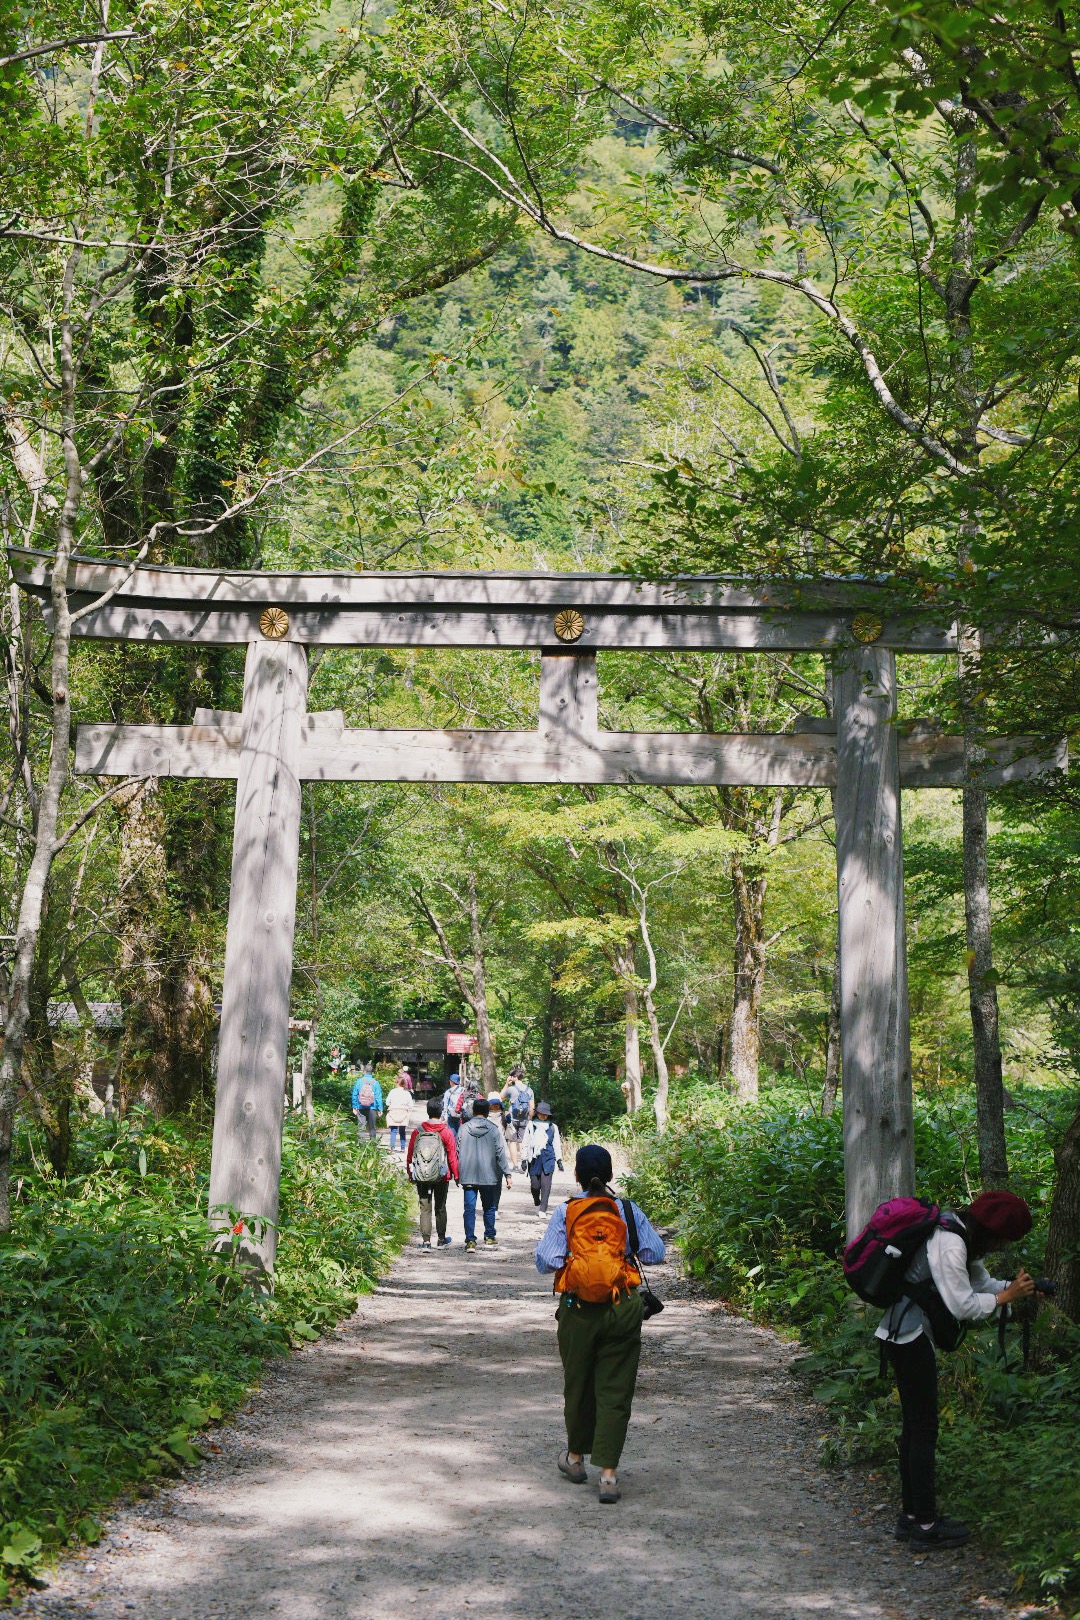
557,1290,645,1470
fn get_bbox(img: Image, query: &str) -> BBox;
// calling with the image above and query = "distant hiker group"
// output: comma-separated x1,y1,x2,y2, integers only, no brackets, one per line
401,1066,565,1254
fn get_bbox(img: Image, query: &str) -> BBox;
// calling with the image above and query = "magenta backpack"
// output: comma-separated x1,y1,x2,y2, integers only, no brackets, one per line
842,1196,946,1306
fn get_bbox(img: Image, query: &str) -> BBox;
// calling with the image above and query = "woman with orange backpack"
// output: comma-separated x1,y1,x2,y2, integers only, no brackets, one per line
535,1144,665,1504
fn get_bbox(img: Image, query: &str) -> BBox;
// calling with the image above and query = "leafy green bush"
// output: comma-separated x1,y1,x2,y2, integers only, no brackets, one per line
627,1084,1080,1611
0,1105,410,1592
542,1065,625,1133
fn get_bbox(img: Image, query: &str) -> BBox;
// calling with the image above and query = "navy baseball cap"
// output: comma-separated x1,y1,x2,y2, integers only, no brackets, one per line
575,1144,613,1185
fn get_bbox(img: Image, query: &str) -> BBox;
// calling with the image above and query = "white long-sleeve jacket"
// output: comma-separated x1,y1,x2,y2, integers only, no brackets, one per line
876,1220,1006,1347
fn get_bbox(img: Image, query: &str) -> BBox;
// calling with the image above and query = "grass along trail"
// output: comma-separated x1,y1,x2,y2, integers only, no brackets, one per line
24,1163,1054,1620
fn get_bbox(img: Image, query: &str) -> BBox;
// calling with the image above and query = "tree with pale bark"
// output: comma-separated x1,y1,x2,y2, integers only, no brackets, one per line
0,0,587,1215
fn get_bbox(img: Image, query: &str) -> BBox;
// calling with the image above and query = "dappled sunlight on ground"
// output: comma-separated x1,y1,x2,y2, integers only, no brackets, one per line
27,1166,1039,1620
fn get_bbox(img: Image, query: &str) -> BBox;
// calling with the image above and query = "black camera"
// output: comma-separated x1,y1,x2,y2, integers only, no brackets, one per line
1033,1277,1057,1297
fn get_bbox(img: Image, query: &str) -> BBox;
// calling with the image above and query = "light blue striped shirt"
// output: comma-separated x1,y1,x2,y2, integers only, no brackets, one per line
535,1194,666,1275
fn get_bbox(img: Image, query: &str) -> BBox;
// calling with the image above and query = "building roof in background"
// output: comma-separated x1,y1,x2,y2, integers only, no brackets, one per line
48,1001,124,1032
372,1019,466,1058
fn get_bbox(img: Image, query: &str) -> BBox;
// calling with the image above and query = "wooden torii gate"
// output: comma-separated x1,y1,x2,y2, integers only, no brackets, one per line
12,550,1063,1268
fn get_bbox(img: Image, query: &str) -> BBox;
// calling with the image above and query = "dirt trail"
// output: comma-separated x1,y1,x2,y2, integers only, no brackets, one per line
26,1166,1047,1620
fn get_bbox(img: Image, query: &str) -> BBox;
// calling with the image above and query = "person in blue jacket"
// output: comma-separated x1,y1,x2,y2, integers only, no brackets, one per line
351,1065,383,1143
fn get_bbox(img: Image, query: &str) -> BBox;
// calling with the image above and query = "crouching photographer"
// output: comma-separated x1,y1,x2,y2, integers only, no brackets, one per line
876,1190,1050,1551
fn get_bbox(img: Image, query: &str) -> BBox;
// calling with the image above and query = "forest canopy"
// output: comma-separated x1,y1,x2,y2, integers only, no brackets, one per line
2,0,1080,1311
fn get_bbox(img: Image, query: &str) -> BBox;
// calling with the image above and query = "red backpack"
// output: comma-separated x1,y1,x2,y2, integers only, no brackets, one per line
842,1196,962,1306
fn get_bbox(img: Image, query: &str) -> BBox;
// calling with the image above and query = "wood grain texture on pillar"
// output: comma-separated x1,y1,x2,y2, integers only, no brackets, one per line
539,653,598,740
834,647,915,1241
207,640,308,1273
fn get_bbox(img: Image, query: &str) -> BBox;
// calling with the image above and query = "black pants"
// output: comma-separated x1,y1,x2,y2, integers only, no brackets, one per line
530,1168,553,1212
885,1335,938,1523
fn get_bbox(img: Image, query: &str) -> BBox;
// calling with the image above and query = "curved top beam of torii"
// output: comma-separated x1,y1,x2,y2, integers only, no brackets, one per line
9,546,958,652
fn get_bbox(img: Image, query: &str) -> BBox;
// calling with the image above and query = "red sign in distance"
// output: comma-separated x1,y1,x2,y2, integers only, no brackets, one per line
446,1033,479,1054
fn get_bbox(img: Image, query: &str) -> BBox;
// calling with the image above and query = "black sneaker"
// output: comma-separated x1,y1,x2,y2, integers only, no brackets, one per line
894,1514,916,1541
437,1236,452,1247
908,1517,971,1550
419,1241,432,1250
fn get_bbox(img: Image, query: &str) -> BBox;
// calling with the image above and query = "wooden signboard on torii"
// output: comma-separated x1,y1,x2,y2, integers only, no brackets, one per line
10,550,1065,1269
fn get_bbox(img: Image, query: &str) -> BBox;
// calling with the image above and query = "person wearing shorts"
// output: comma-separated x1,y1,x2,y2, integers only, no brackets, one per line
502,1067,534,1162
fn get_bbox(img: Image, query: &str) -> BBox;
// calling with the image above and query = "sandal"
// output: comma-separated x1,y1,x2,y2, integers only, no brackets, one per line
558,1450,588,1484
598,1476,620,1504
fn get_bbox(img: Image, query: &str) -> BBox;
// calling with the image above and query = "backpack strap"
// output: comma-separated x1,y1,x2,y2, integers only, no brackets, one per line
621,1198,640,1257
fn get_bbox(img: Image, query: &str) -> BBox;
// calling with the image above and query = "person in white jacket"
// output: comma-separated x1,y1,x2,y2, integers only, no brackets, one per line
384,1077,413,1153
520,1101,563,1216
877,1189,1038,1551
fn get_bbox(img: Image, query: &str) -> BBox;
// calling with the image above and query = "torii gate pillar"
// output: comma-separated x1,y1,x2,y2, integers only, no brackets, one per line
207,640,308,1271
834,646,914,1239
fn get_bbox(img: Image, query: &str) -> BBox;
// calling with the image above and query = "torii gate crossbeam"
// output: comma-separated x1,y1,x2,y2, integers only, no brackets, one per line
11,550,1064,1269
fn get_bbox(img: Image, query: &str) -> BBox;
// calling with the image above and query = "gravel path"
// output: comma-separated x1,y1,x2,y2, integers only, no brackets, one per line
25,1165,1057,1620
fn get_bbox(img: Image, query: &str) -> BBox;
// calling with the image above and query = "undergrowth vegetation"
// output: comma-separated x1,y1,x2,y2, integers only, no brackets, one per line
0,1106,410,1596
625,1082,1080,1613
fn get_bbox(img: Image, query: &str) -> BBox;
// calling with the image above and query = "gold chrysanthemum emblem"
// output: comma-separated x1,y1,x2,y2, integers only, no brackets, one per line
851,612,884,645
259,606,290,640
553,608,585,643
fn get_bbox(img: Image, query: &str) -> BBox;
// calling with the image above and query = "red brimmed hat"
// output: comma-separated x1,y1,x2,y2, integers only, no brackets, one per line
968,1190,1032,1241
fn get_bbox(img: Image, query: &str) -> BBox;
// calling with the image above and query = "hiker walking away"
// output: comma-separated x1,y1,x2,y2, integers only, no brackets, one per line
486,1094,511,1209
407,1099,459,1249
501,1066,534,1167
442,1072,466,1138
521,1101,563,1216
351,1065,383,1144
536,1144,665,1505
876,1190,1038,1550
456,1097,512,1254
498,1089,517,1170
459,1073,482,1123
384,1072,413,1153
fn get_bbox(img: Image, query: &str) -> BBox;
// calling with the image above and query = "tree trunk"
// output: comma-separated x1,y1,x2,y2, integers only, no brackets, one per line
1045,1093,1080,1322
944,122,1009,1191
643,985,670,1130
467,874,498,1093
728,853,766,1101
615,944,642,1112
716,1024,728,1080
539,981,555,1094
24,916,75,1176
822,928,842,1116
114,782,170,1112
110,741,223,1113
302,1024,315,1123
0,1106,12,1226
962,771,1008,1185
0,252,82,1229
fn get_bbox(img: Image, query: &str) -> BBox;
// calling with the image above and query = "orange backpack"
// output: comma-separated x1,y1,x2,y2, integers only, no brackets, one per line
554,1196,642,1303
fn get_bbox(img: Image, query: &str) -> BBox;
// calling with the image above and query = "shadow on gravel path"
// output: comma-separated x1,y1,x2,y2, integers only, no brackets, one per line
24,1165,1057,1620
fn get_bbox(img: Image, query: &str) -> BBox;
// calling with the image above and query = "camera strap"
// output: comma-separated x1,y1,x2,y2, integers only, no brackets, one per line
621,1198,664,1317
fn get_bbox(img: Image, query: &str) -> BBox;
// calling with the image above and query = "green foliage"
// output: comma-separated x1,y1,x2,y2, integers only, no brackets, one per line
541,1065,626,1135
627,1085,1080,1607
0,1106,410,1571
